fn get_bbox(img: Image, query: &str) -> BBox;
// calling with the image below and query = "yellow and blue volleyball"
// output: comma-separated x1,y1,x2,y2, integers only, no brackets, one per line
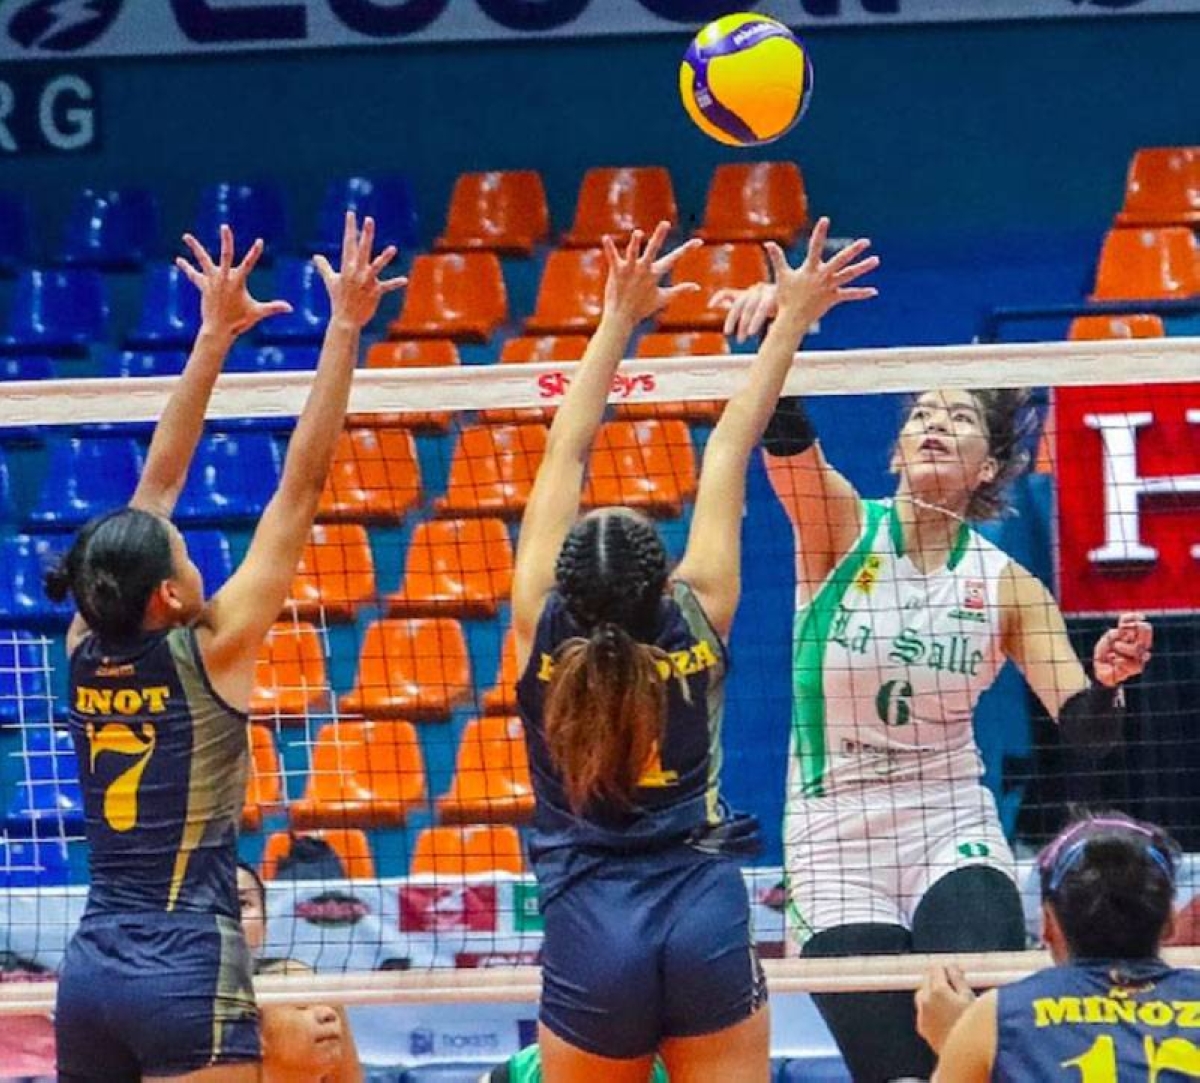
680,13,813,147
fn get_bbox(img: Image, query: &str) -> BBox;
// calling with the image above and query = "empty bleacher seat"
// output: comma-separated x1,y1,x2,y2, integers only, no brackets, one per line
193,182,288,256
562,167,678,247
399,1068,487,1083
615,331,727,422
356,339,460,432
340,618,472,721
0,536,74,625
481,628,518,716
100,347,188,379
779,1057,852,1081
698,161,810,245
435,424,547,519
3,268,108,351
287,522,376,622
57,187,160,269
0,454,14,524
583,419,697,515
658,243,769,331
243,724,282,832
28,436,142,528
388,253,508,342
437,715,533,825
0,632,55,726
410,824,525,876
6,726,83,833
0,355,54,381
226,342,321,373
290,719,426,829
313,175,419,255
0,193,32,275
126,264,201,349
174,432,281,523
386,518,514,619
479,334,587,425
1116,146,1200,228
262,828,376,880
185,529,235,594
523,248,605,335
1068,314,1166,339
318,428,422,524
250,621,330,723
1089,227,1200,301
436,170,550,256
257,257,330,344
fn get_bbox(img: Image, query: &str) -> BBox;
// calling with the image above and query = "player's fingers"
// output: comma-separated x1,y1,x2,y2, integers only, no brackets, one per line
174,257,205,289
219,223,234,271
380,275,409,294
837,286,880,303
340,210,357,271
623,229,643,263
312,254,336,288
602,234,620,271
182,233,216,275
234,237,265,277
357,216,376,268
744,286,776,339
826,237,872,274
640,220,672,266
723,293,747,337
805,216,831,268
256,300,294,318
946,963,971,993
764,241,789,283
663,282,702,302
709,287,739,310
651,236,703,277
369,244,399,276
833,254,881,286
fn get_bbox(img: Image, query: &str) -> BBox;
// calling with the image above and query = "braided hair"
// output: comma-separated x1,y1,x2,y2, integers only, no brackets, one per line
544,509,672,813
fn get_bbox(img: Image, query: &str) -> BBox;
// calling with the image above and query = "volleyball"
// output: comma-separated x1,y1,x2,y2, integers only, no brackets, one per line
679,13,813,147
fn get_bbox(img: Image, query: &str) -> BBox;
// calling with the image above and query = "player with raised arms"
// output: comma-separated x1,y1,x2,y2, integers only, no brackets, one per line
712,282,1154,1081
512,216,877,1083
48,214,404,1082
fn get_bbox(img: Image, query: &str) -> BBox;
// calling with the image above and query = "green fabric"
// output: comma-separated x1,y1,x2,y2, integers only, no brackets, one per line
506,1044,669,1082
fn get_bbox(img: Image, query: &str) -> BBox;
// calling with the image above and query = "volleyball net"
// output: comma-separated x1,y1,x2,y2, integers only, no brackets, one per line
0,335,1199,1010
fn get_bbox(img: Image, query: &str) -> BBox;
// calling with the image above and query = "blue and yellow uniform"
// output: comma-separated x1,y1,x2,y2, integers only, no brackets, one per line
517,583,765,1059
56,626,259,1080
994,959,1200,1080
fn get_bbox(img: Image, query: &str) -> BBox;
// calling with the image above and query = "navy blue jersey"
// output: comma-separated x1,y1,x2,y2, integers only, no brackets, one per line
994,960,1200,1081
518,581,755,878
68,626,248,918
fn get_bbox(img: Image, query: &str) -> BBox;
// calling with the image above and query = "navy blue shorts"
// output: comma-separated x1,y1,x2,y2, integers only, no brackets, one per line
539,848,766,1059
56,911,260,1080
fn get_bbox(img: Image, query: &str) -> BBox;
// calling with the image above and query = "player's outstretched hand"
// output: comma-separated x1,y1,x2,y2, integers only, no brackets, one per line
313,211,408,330
602,221,702,326
176,224,292,339
916,962,976,1056
1093,612,1153,688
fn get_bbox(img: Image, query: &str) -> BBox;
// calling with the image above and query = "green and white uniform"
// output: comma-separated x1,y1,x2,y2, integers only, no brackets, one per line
784,498,1016,942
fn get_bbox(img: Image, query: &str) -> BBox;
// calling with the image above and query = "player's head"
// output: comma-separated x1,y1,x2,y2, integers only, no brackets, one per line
44,507,205,642
236,861,267,954
1038,813,1180,963
546,507,672,813
891,388,1031,520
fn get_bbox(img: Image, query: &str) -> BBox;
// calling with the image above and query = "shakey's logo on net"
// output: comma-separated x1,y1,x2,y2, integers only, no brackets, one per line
7,0,124,52
537,371,657,399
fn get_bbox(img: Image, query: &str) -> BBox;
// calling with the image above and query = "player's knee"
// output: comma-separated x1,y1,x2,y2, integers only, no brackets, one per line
801,922,913,958
911,866,1026,952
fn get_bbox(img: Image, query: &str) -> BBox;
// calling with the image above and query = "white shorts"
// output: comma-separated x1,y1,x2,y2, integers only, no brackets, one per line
782,780,1015,948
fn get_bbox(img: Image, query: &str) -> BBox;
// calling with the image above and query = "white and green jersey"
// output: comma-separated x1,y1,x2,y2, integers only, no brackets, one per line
788,498,1010,798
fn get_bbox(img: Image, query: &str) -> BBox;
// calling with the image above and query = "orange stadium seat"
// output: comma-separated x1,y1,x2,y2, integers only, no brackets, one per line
250,621,330,723
386,518,514,619
287,523,376,622
584,419,697,516
290,719,426,829
437,716,533,825
340,618,472,721
698,161,810,245
1089,227,1200,301
482,628,520,715
1116,147,1200,228
436,170,550,256
616,331,728,423
657,242,769,331
524,248,606,335
388,252,507,342
243,724,282,832
355,338,460,432
318,428,422,524
436,423,548,518
1068,314,1166,340
262,828,376,880
479,334,588,425
562,166,678,247
410,824,526,877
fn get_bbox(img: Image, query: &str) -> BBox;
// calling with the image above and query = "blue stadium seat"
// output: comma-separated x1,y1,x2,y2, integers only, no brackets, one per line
185,529,234,593
2,268,109,352
313,175,419,255
27,436,142,528
100,347,188,379
126,264,201,349
0,632,55,727
0,536,74,626
6,725,83,833
0,355,54,381
174,433,281,523
0,834,70,886
57,187,161,269
194,182,288,257
400,1067,486,1083
780,1056,852,1082
0,451,18,524
227,343,320,373
258,257,330,344
0,192,33,275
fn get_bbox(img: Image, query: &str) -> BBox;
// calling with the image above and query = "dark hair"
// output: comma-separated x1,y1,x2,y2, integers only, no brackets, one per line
545,510,672,813
1039,813,1180,960
236,860,267,914
44,507,175,643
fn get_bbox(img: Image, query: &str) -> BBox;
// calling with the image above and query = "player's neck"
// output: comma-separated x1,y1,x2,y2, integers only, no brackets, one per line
892,492,966,571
